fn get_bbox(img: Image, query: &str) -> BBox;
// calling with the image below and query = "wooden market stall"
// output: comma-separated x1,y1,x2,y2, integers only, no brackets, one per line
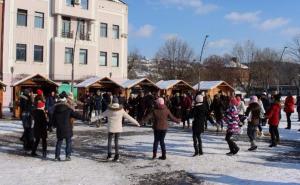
118,78,160,98
156,80,195,96
75,76,124,100
12,74,59,118
193,81,235,98
0,81,6,118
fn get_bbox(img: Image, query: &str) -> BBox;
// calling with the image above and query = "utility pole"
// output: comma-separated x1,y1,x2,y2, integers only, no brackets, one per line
277,46,288,93
198,35,209,91
71,20,80,93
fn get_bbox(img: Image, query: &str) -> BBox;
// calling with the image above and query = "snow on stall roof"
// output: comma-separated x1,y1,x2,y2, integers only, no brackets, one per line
75,76,102,88
121,79,145,89
12,74,59,87
156,80,181,90
193,81,224,90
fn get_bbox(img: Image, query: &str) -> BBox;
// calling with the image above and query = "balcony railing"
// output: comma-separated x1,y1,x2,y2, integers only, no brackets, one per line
61,31,74,38
79,33,91,41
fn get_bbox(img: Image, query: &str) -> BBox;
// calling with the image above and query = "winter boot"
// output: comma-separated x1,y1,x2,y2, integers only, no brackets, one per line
193,145,199,157
54,156,61,161
113,154,120,162
31,152,38,157
42,151,47,159
66,156,71,161
107,153,112,161
152,152,157,159
198,144,203,155
159,150,166,160
233,147,240,155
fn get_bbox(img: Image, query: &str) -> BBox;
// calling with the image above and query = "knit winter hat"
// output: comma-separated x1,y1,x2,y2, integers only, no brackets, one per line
36,89,43,96
37,101,45,109
195,95,204,103
230,97,239,106
112,97,119,104
250,96,258,103
156,97,165,106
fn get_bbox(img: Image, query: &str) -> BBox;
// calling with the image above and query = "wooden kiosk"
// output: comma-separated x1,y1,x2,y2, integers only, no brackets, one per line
156,80,195,96
118,78,160,98
193,81,235,97
0,81,6,118
75,76,124,99
12,74,59,118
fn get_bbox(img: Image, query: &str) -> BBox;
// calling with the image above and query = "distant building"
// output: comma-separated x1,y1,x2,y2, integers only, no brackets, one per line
224,57,250,88
2,0,128,106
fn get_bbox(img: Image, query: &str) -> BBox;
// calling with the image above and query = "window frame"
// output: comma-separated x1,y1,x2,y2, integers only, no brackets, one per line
112,53,119,67
66,0,74,6
65,47,73,64
81,0,89,10
100,23,108,38
16,43,27,61
99,51,107,66
34,45,44,62
34,12,44,29
17,9,27,27
79,49,88,65
112,25,120,39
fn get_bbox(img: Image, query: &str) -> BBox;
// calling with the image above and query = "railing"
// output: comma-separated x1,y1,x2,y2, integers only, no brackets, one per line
79,33,91,41
61,31,74,38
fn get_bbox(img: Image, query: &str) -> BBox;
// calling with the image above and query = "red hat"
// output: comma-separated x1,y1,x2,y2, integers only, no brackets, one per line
37,89,43,96
230,97,239,106
37,101,45,109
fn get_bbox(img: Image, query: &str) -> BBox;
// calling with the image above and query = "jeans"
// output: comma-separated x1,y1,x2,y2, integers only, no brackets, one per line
32,137,47,153
153,130,167,153
247,124,257,146
193,132,202,154
225,132,239,153
269,125,280,145
107,133,120,155
55,137,72,158
286,112,292,128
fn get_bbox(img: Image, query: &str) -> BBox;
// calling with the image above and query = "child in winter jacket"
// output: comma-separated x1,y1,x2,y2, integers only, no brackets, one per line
102,98,140,161
224,97,240,156
265,95,281,147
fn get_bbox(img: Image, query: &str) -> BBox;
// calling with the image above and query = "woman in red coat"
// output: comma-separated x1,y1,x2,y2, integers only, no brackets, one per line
284,92,295,129
266,95,281,147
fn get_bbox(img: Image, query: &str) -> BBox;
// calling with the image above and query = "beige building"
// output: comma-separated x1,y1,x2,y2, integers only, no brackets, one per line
2,0,128,106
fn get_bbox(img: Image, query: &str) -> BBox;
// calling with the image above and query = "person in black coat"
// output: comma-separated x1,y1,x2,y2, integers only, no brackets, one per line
51,92,82,161
191,95,208,156
94,90,102,117
20,89,34,151
31,101,48,158
211,94,225,132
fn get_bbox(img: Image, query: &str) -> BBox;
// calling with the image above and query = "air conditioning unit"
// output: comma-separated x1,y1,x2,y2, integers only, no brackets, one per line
121,33,128,38
74,0,80,5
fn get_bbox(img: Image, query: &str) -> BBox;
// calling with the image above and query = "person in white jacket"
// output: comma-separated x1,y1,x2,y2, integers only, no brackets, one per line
102,98,140,161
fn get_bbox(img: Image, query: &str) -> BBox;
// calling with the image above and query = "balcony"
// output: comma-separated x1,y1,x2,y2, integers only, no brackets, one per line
61,31,74,39
79,33,91,41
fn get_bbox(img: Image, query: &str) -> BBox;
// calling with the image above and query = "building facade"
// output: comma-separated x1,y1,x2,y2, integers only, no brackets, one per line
2,0,128,106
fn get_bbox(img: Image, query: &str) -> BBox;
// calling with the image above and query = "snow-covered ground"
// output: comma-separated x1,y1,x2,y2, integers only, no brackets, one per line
0,111,299,185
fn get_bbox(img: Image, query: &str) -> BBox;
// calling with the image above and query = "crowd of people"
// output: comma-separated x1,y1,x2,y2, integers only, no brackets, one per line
18,88,300,162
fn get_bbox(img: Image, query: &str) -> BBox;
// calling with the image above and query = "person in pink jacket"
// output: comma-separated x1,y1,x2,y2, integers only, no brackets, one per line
102,98,140,162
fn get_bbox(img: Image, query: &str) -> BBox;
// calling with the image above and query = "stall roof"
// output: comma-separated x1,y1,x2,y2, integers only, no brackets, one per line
120,78,159,89
193,81,234,91
156,80,194,90
75,76,123,88
12,74,59,87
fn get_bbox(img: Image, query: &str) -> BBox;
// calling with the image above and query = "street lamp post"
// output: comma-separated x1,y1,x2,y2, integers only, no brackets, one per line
71,21,80,93
198,35,209,91
277,46,288,92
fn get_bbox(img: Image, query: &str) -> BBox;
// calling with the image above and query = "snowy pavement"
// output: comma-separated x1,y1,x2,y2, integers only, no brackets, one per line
0,113,299,185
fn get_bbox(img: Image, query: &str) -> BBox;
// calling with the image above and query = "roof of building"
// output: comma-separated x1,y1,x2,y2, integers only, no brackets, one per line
109,0,127,5
156,80,194,90
12,74,59,87
75,76,123,88
225,60,249,69
193,81,234,91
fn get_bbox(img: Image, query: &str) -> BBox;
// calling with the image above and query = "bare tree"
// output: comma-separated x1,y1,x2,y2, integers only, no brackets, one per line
232,40,257,64
289,37,300,62
128,49,144,79
155,37,194,80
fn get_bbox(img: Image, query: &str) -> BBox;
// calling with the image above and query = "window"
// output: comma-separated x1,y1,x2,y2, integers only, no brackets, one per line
34,12,44,29
16,44,26,61
79,49,88,64
65,48,73,64
62,17,72,38
99,52,107,66
112,25,119,39
17,9,27,26
112,53,119,67
34,45,43,62
100,23,108,38
66,0,74,6
81,0,89,9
